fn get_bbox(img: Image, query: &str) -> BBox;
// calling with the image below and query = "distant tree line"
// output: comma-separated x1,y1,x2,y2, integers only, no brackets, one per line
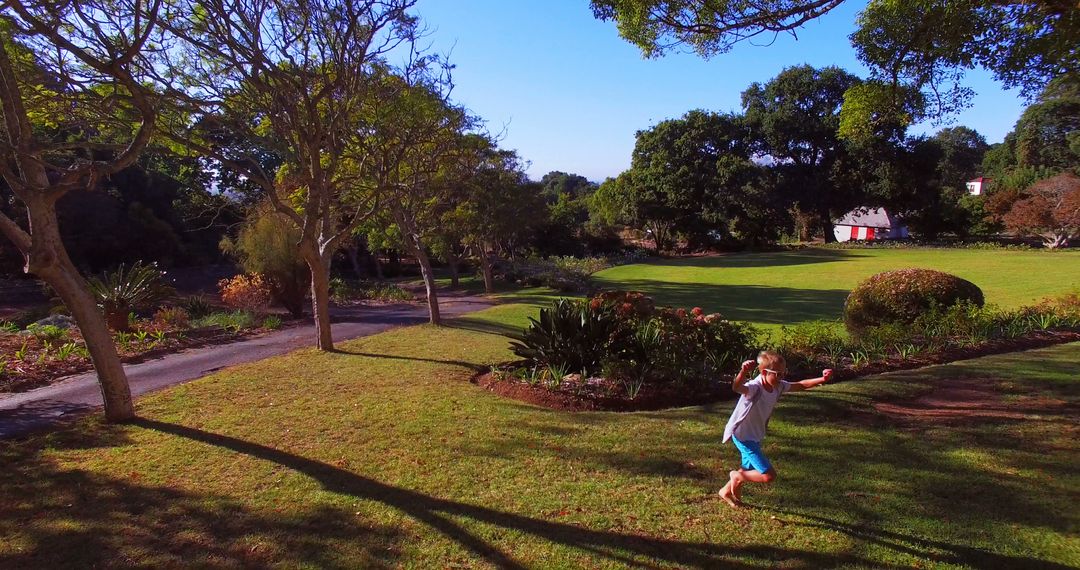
587,66,1080,249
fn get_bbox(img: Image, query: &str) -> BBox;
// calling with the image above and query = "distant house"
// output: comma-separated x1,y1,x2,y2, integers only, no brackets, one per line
833,207,908,242
966,177,989,195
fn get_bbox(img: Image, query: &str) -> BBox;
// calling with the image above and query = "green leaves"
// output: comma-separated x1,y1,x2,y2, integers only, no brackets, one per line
509,299,618,375
86,261,172,316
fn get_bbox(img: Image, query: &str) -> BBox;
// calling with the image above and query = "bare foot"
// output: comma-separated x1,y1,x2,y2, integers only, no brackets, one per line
729,470,744,504
718,486,739,508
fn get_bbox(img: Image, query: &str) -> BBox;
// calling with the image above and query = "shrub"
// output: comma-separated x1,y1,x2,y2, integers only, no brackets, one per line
262,315,283,330
366,283,413,302
1037,290,1080,327
153,306,191,329
181,295,213,318
550,255,610,275
495,257,596,293
844,268,984,333
0,321,17,334
86,261,173,332
642,308,759,387
218,274,272,314
510,298,619,374
330,278,413,303
221,207,310,317
193,310,257,333
510,292,760,394
776,320,846,356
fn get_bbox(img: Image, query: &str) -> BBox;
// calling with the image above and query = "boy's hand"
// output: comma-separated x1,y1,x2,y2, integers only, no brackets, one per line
741,360,756,373
822,369,834,382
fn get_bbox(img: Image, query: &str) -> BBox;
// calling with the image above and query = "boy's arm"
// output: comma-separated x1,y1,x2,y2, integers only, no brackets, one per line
732,359,756,395
786,369,833,392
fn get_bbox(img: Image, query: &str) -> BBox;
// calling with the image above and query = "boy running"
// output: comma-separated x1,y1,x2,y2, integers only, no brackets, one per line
718,350,832,507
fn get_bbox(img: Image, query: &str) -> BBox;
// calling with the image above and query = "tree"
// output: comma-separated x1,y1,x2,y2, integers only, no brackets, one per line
452,143,541,292
741,65,864,240
534,171,596,256
606,110,768,249
980,78,1080,220
365,75,473,325
221,206,309,318
0,0,173,421
901,127,990,238
932,126,989,192
1002,172,1080,248
162,0,423,350
592,0,1079,125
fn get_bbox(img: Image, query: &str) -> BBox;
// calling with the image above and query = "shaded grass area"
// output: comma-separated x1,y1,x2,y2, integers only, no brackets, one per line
1,308,1077,567
592,248,1080,331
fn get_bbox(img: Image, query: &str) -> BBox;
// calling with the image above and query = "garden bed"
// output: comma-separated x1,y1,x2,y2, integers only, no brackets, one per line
0,323,292,394
475,329,1080,412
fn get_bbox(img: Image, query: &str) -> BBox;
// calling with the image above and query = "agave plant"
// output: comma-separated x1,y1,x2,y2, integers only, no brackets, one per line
87,261,172,332
509,298,618,375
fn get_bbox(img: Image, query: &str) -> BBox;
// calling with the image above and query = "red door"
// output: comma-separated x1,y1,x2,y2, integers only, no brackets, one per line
850,226,859,240
866,227,876,240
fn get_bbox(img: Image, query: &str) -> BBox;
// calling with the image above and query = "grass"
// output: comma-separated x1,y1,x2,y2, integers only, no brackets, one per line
3,248,1078,567
591,248,1080,331
1,313,1077,567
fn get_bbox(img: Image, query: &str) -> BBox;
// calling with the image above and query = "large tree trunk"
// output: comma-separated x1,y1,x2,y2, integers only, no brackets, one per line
478,246,495,294
448,254,460,288
273,267,307,319
413,245,441,325
302,250,334,351
26,209,135,421
372,252,384,280
1044,232,1069,249
391,207,440,324
346,242,365,280
821,213,838,243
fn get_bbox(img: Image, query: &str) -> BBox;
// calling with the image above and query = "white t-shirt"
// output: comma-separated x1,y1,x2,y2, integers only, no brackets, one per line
722,376,793,443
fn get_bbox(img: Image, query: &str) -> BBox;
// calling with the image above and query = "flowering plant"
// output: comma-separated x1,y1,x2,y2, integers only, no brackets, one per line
511,291,760,397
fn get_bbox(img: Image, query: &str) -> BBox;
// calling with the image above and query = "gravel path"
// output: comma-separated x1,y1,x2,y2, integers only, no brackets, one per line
0,294,494,438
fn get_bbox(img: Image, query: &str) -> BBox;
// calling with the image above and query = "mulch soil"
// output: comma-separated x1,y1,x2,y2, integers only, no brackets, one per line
474,329,1080,412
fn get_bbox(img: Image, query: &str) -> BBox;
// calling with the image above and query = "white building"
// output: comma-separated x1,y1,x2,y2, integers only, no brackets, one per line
833,207,909,242
965,177,989,195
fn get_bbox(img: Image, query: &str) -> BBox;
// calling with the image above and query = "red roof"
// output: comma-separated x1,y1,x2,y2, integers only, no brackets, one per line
969,177,989,183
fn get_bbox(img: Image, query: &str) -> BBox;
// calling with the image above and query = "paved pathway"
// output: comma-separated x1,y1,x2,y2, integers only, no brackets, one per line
0,294,493,438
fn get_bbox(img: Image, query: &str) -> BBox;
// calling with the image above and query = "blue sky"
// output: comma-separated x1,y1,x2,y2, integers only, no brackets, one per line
413,0,1028,181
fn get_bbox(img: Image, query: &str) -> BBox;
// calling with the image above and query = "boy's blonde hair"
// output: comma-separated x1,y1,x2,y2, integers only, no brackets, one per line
757,350,787,376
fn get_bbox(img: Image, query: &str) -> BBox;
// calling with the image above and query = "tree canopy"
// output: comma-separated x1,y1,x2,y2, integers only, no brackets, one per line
592,0,1080,127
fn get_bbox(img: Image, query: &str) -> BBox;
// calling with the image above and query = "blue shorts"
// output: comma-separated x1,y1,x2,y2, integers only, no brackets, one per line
732,436,773,474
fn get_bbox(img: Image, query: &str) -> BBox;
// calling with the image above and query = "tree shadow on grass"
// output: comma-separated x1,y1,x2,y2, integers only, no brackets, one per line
128,419,910,569
0,427,405,569
592,280,851,325
333,349,485,372
443,316,522,338
633,249,865,270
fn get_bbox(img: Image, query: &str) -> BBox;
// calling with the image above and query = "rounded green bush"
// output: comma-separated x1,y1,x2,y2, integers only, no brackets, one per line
844,268,984,332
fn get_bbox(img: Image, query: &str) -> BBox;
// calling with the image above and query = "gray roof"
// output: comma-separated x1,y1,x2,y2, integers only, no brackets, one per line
834,207,898,228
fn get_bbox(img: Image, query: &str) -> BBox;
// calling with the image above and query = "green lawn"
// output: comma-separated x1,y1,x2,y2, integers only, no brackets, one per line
2,298,1078,567
592,248,1080,331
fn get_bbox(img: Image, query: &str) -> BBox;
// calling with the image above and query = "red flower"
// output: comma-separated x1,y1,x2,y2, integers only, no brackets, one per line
620,302,633,313
675,308,687,318
691,307,703,316
589,298,602,310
